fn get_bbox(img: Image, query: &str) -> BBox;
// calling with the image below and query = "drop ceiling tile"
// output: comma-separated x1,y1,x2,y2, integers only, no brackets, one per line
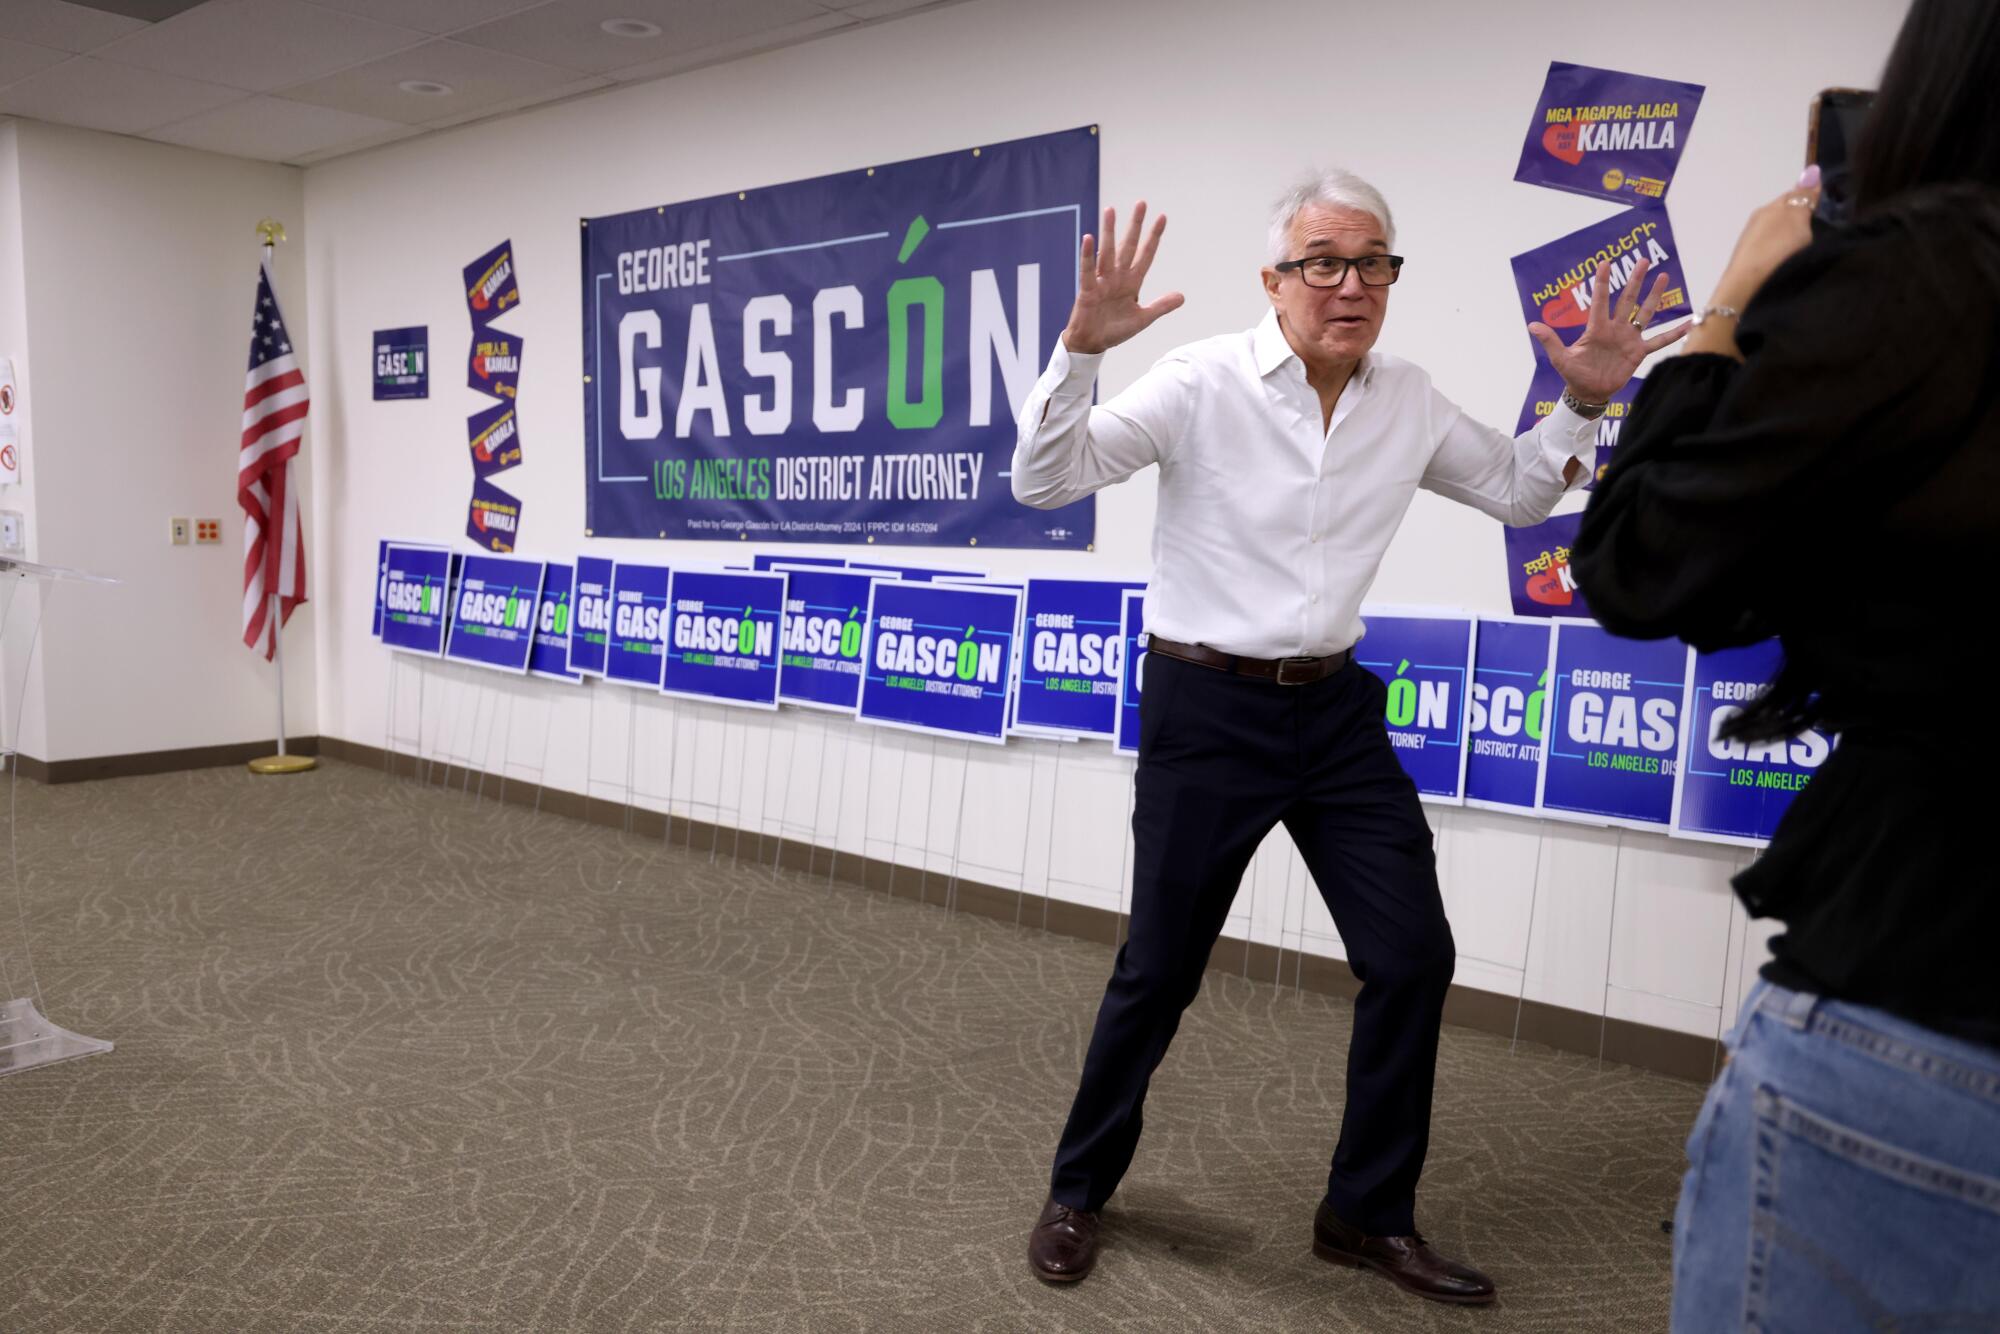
286,120,422,164
603,9,854,82
832,0,957,16
90,0,425,93
0,53,244,133
146,92,408,161
278,36,583,124
301,0,556,37
420,71,609,128
0,0,150,53
457,0,835,74
0,36,72,87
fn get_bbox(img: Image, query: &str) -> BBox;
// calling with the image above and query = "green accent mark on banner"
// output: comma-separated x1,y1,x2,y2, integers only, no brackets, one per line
897,215,930,264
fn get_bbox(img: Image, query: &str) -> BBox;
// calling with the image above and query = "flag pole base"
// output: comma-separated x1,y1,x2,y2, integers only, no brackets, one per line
248,754,316,775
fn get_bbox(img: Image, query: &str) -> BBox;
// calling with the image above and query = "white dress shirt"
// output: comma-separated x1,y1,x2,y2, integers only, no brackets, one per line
1012,310,1593,659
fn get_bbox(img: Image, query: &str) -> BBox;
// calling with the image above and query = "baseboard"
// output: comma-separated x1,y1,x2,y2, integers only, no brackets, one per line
316,735,1723,1085
8,737,321,784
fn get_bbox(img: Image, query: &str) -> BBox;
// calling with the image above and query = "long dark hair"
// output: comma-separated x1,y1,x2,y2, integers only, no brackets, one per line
1725,0,2000,744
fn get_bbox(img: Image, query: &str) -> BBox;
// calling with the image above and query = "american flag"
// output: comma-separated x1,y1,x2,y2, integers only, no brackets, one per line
239,256,308,659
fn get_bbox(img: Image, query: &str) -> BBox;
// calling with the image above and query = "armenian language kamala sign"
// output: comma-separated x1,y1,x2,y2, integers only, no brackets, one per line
580,127,1097,549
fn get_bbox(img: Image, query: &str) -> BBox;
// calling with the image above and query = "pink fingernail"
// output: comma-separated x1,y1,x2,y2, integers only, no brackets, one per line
1798,164,1821,189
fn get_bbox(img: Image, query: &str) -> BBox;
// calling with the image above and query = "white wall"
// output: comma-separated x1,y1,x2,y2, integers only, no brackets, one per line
0,121,49,761
8,121,314,762
304,0,1907,1037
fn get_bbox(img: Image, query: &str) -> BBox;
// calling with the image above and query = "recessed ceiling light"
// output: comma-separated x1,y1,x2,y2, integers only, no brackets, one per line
601,18,662,38
397,79,453,96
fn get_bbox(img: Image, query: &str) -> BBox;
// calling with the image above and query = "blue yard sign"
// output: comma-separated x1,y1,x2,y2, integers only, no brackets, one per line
1463,617,1554,812
754,553,844,572
662,569,785,709
1356,611,1475,803
1115,590,1146,756
529,560,580,683
776,565,877,711
1011,577,1144,740
380,544,456,656
856,580,1020,743
604,561,672,689
1671,640,1834,847
1537,621,1688,829
567,555,615,677
444,554,544,674
580,127,1096,550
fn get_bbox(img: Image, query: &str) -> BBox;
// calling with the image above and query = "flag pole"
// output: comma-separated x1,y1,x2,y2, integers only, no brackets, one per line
249,219,315,776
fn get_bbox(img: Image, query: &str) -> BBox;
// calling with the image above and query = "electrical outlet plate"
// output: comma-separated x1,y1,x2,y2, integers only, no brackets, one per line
170,517,190,545
195,519,221,545
0,509,23,556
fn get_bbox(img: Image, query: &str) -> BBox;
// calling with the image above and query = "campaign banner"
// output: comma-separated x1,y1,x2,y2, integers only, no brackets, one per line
1537,622,1687,829
1672,640,1833,847
662,569,785,708
580,126,1096,550
1509,208,1690,363
1115,590,1146,756
373,326,428,400
1355,612,1475,803
754,553,843,572
1503,511,1592,619
464,239,520,325
1464,618,1553,812
467,476,522,552
567,554,615,677
467,400,523,478
777,566,877,711
529,561,579,682
1514,362,1640,491
1515,62,1704,207
605,561,672,689
857,580,1020,742
444,554,544,674
1013,577,1143,739
380,544,456,656
469,328,523,401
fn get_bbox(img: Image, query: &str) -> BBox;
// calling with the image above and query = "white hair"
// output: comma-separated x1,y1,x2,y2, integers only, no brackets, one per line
1267,168,1395,263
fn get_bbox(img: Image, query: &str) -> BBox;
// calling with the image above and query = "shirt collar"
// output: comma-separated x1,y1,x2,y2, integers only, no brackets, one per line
1254,309,1375,387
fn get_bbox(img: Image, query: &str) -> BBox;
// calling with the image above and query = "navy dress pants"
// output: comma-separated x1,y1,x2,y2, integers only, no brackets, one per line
1048,652,1455,1236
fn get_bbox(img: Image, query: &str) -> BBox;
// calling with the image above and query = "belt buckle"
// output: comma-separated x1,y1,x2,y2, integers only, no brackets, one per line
1275,655,1318,686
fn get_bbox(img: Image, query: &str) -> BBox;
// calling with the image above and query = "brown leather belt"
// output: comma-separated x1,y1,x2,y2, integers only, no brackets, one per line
1147,636,1352,686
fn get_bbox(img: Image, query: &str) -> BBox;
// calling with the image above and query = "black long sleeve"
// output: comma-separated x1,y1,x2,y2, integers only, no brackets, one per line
1572,201,2000,1047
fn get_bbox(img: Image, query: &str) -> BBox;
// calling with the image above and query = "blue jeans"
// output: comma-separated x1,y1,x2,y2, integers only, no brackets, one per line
1672,981,2000,1333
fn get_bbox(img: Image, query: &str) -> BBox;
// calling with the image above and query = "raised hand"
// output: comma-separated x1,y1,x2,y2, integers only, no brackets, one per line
1528,257,1688,404
1062,201,1185,355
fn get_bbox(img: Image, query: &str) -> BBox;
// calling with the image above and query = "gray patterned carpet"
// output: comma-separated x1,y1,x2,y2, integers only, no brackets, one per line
0,760,1701,1332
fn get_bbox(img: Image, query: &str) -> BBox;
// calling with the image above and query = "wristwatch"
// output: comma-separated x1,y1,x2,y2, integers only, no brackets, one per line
1560,388,1609,420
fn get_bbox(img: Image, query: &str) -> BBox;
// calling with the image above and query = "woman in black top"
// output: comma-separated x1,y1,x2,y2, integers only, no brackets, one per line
1571,3,2000,1329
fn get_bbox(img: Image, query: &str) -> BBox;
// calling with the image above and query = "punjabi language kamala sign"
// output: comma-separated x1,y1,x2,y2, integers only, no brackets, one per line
580,127,1097,549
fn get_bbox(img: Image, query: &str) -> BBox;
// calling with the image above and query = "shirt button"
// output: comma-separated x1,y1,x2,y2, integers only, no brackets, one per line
1310,594,1319,603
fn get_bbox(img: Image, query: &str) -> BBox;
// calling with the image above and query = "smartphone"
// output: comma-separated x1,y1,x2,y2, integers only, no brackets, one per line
1808,87,1875,230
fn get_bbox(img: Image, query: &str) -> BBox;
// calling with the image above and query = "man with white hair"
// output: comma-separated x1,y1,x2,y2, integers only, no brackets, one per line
1014,170,1682,1303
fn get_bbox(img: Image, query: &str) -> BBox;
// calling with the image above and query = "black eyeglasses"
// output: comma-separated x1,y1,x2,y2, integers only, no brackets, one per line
1274,254,1405,287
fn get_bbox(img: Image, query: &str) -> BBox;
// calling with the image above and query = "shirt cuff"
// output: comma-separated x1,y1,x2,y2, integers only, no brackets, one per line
1046,336,1104,397
1544,399,1598,491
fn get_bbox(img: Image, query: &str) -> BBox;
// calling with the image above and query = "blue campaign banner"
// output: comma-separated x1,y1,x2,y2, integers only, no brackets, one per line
754,553,843,572
567,554,614,677
662,569,785,708
1509,207,1690,365
444,554,544,674
529,561,579,682
1115,590,1145,756
777,566,876,711
1464,618,1553,812
1514,361,1640,492
1356,612,1475,803
1514,62,1704,207
857,581,1020,743
580,126,1096,550
1013,578,1144,738
604,561,672,689
1672,641,1834,847
1538,622,1688,829
373,326,428,400
381,544,455,656
1503,511,1593,620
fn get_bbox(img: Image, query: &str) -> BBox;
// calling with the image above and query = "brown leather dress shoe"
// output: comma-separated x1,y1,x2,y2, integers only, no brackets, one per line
1028,1196,1101,1283
1311,1199,1496,1305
